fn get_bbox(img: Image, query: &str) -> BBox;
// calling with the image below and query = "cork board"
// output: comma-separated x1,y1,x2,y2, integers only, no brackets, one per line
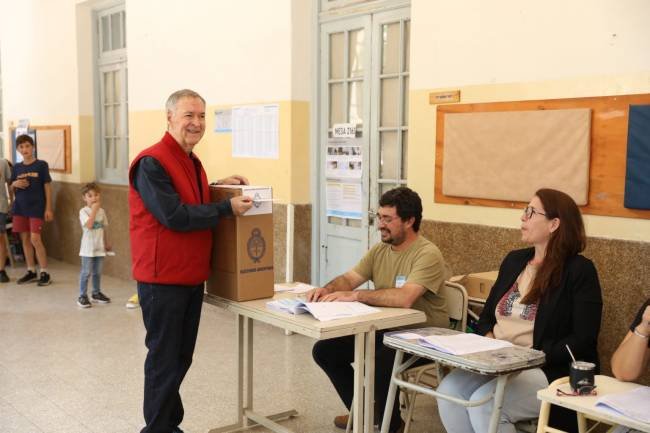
442,109,591,205
10,125,71,173
435,94,650,219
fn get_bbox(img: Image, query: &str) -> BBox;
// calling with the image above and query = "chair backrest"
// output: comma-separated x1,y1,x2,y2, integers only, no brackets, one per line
440,281,469,332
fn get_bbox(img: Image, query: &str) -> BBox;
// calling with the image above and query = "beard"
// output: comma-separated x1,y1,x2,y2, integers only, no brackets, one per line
381,229,403,245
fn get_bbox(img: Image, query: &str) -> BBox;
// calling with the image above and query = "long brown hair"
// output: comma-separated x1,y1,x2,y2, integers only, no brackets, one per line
521,188,586,304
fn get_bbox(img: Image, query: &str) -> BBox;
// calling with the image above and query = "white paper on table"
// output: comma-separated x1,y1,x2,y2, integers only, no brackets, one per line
274,283,295,292
595,386,650,424
419,333,513,355
273,282,317,293
303,301,379,321
291,283,316,294
391,332,423,340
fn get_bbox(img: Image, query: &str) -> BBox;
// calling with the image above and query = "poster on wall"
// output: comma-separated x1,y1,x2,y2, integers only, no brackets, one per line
326,137,362,179
214,109,232,133
231,104,279,159
326,181,363,220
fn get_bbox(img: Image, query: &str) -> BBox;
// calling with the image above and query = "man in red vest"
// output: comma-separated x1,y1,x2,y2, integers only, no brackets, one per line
129,89,252,433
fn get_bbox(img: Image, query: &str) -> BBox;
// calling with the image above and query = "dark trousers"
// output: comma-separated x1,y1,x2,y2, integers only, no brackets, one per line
138,282,204,433
312,332,404,432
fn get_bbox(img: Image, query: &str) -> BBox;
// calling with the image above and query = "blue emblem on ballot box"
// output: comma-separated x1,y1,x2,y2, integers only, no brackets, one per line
247,228,266,263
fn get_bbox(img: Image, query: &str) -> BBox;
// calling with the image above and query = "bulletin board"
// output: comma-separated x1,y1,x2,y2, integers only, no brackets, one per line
10,125,71,173
434,94,650,219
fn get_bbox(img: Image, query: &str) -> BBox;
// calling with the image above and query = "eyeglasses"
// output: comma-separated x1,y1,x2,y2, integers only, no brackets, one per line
376,213,396,224
556,385,597,397
523,206,547,220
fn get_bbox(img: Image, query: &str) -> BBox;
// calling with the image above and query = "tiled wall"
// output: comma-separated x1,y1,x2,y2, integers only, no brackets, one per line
40,182,649,384
41,181,311,286
421,220,650,386
42,182,132,279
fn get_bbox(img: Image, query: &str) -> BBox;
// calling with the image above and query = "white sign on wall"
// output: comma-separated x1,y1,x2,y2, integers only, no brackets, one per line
332,123,356,138
232,104,279,159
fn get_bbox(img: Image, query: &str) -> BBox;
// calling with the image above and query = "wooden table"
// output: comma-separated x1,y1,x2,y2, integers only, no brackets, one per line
204,292,426,433
381,327,546,433
536,375,650,433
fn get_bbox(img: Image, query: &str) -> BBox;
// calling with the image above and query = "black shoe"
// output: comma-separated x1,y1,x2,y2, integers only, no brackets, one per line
91,292,111,304
37,272,51,286
0,270,9,283
17,270,38,284
77,296,91,308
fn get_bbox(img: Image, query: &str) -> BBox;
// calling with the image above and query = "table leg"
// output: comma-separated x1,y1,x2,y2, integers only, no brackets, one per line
380,350,404,433
487,374,509,433
353,333,366,433
209,315,297,433
364,328,376,433
245,317,254,426
535,399,551,433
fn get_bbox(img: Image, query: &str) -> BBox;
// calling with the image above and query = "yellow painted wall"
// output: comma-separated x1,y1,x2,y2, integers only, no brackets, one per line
129,100,310,204
409,73,650,242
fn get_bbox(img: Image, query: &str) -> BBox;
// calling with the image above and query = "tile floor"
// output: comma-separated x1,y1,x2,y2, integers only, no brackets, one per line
0,260,445,433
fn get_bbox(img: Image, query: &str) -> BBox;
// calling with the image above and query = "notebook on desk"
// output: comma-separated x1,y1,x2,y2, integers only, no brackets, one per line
266,297,379,321
595,385,650,424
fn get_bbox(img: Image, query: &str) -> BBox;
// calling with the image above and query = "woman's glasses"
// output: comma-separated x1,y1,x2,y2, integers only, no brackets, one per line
556,385,597,397
523,206,547,220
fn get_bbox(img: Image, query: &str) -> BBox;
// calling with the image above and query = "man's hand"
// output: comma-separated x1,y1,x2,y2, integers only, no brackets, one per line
230,195,253,216
44,209,54,222
306,287,331,302
218,175,249,185
319,291,358,302
12,179,29,189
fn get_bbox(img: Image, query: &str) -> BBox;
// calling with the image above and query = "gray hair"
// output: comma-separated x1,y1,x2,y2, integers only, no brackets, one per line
165,89,206,114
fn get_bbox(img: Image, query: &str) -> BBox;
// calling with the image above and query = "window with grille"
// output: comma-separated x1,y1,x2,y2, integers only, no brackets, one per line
96,5,128,184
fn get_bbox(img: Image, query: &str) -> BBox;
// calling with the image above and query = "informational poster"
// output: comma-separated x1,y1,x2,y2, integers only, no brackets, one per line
232,104,279,159
326,181,362,219
14,119,32,163
213,109,232,132
326,137,362,179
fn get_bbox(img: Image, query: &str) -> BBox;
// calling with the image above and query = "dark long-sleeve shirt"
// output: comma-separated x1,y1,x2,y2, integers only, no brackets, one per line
132,156,232,232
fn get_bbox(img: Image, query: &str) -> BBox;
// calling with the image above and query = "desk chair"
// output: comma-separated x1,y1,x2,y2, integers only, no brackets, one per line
536,377,623,433
344,282,470,433
399,281,469,433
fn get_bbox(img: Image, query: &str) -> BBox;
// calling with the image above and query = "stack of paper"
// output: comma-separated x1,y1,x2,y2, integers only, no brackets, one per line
419,333,513,355
266,298,379,321
595,386,650,424
273,282,317,294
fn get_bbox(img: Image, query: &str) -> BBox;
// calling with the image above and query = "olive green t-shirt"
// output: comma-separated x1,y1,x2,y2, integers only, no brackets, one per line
353,236,451,328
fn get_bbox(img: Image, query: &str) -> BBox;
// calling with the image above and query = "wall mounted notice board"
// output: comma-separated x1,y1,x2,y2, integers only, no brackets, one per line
10,125,71,174
435,94,650,219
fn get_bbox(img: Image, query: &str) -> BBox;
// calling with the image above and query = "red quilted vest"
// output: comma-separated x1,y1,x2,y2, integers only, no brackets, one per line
128,132,212,285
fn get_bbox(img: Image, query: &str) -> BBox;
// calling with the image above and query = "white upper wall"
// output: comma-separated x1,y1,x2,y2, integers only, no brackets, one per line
126,0,299,110
291,0,313,101
411,0,650,89
0,0,79,122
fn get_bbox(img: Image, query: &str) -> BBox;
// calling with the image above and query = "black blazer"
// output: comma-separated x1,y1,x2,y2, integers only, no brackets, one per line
476,247,603,383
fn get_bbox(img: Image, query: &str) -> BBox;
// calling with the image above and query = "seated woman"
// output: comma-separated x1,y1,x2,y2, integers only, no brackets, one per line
611,300,650,382
436,188,603,433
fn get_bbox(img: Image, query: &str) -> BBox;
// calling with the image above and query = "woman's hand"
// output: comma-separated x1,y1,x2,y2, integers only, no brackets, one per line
636,306,650,337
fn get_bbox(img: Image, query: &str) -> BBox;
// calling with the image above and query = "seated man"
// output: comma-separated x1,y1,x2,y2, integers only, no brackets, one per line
307,186,451,433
